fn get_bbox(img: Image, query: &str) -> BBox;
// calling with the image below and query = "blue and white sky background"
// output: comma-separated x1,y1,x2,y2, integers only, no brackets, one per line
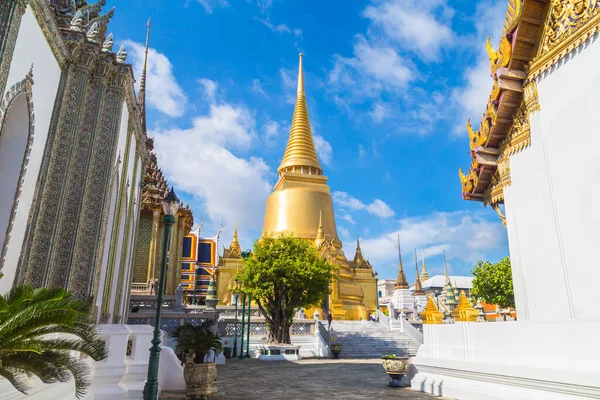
107,0,510,280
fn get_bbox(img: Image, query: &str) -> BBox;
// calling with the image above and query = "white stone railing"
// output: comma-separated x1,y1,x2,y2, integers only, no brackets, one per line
315,320,330,357
377,308,392,330
396,316,424,345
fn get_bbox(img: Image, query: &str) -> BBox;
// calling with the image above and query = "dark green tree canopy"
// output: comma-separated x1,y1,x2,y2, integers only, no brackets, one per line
470,256,515,309
238,235,334,344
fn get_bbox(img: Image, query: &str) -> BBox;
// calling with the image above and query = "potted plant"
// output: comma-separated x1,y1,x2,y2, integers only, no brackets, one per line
382,354,411,388
172,320,223,399
329,334,343,359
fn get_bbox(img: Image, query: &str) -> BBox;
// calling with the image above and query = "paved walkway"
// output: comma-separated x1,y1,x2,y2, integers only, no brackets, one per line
164,358,441,399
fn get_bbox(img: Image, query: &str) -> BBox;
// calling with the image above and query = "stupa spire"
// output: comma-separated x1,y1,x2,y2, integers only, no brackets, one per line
278,53,323,176
395,235,409,289
414,249,425,295
444,250,449,277
420,249,429,281
138,18,151,133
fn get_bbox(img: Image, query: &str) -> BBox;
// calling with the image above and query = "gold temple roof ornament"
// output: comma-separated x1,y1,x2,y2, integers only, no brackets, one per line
277,53,323,176
223,222,243,259
458,0,559,216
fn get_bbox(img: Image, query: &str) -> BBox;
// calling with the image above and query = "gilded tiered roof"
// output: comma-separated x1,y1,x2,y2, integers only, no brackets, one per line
278,54,322,176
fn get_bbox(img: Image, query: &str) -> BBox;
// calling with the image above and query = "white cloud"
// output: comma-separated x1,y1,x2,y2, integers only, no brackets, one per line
329,35,414,99
251,79,268,97
342,214,356,224
313,134,333,166
254,17,290,34
363,0,453,61
332,191,395,218
263,120,280,140
187,0,229,13
293,28,303,39
344,211,507,279
124,40,187,118
199,78,218,101
369,101,391,122
151,80,273,231
339,227,350,238
358,144,366,161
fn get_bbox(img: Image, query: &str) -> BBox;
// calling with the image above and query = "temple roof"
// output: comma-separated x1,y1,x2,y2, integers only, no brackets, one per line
278,54,323,176
411,275,473,291
395,235,408,289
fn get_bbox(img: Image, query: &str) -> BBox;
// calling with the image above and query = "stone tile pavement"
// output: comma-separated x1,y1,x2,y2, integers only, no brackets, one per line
162,358,444,399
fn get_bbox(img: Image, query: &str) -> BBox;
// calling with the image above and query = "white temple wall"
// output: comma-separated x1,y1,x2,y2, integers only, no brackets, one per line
0,6,61,293
534,35,600,320
507,122,570,321
507,35,600,321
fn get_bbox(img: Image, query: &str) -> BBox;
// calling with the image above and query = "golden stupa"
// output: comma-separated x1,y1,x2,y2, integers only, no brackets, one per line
261,54,374,320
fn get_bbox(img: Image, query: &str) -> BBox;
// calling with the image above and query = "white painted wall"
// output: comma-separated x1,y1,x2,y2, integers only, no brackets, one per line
0,95,29,251
0,6,61,292
508,34,600,321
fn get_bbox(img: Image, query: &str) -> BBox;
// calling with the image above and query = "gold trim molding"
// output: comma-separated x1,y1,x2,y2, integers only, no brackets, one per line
528,0,600,79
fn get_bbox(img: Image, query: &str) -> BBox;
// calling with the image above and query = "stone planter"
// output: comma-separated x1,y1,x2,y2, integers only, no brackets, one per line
330,344,343,359
382,358,410,388
183,362,217,399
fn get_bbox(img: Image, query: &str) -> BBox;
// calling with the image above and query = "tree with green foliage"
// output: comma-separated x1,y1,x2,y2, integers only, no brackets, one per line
0,285,108,398
470,256,515,312
237,235,335,344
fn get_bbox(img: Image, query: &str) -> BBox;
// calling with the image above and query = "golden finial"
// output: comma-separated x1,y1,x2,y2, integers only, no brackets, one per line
277,53,323,176
395,235,408,289
316,210,325,241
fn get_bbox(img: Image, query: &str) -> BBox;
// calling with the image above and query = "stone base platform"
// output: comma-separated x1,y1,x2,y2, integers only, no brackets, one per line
255,344,301,361
411,320,600,399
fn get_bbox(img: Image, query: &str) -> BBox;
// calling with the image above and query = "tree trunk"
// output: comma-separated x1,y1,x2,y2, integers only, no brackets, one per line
267,320,291,344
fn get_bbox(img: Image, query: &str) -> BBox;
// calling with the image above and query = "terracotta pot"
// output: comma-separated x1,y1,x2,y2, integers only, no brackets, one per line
183,362,217,399
382,358,410,375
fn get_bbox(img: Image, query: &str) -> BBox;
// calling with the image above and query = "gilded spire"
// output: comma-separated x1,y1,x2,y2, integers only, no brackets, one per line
395,235,408,289
278,53,323,176
138,18,151,133
354,235,363,261
420,249,429,281
414,249,425,295
231,221,240,248
316,210,325,242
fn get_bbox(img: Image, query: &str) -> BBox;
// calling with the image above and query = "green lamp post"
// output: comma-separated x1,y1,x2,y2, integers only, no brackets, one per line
244,294,251,358
232,280,240,357
238,292,246,359
375,272,379,311
143,187,180,400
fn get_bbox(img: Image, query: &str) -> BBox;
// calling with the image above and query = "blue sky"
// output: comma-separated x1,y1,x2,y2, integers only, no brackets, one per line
107,0,510,280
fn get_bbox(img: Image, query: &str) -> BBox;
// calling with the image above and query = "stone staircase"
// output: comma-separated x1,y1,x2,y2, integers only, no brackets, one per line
328,320,420,358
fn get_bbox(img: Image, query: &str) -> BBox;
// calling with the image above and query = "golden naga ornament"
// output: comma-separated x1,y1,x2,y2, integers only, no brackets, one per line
486,36,512,76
